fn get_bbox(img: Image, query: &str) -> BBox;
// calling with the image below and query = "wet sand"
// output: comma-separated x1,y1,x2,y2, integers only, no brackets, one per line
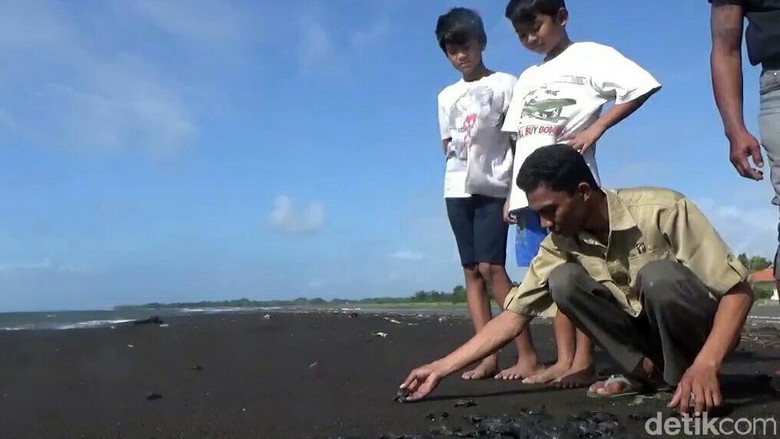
0,310,777,438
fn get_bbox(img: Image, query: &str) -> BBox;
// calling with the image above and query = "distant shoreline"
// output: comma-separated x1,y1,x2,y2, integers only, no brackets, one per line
113,300,473,311
113,298,778,312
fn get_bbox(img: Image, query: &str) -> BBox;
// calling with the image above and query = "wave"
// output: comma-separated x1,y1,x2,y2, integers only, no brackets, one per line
0,318,136,331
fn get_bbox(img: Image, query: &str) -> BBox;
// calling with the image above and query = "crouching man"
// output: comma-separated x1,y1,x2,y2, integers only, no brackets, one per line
399,144,754,415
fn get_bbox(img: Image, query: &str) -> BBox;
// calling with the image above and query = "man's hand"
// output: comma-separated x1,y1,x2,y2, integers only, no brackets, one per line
561,124,606,155
728,129,765,180
668,361,722,415
399,362,444,401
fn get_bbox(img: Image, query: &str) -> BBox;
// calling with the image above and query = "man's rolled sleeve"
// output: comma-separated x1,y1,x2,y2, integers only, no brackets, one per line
503,237,568,318
661,198,749,297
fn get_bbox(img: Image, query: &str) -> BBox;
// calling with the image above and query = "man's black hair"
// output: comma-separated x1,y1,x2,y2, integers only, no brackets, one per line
516,144,600,195
504,0,566,24
435,7,487,53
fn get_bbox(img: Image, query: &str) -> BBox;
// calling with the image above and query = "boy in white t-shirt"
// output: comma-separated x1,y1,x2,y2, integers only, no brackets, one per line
435,7,546,381
500,0,662,387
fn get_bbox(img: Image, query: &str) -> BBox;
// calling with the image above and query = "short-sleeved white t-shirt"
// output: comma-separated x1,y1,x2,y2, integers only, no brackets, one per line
438,71,517,199
501,42,662,211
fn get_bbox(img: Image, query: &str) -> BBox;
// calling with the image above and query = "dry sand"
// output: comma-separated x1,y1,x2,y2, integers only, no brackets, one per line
0,310,777,438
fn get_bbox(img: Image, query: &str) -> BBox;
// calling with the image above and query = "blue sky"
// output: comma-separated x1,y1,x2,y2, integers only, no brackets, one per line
0,0,775,311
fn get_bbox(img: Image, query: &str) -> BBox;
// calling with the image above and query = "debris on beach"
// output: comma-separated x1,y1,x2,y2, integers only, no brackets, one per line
374,332,388,338
741,324,780,348
145,393,162,401
385,317,402,325
191,365,203,371
453,399,476,408
134,315,163,325
774,370,780,392
127,344,134,349
263,314,271,320
309,362,318,369
382,409,642,438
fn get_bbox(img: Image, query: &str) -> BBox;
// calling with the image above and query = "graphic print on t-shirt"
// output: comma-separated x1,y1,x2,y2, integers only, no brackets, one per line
504,73,603,211
515,76,588,141
446,85,498,171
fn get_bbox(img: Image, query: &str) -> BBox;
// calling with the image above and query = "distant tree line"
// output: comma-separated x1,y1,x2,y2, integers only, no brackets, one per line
114,254,776,310
737,253,772,271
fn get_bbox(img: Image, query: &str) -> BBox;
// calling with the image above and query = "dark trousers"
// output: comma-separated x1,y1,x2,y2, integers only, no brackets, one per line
549,260,718,385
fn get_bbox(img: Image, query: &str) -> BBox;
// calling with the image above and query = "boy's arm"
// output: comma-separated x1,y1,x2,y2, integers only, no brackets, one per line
438,94,452,156
568,45,662,153
569,93,656,153
709,1,764,180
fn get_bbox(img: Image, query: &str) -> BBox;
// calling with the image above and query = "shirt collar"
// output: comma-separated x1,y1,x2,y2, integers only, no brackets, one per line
605,189,638,231
574,189,637,247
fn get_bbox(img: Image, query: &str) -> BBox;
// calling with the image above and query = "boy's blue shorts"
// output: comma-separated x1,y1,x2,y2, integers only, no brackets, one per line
512,208,549,268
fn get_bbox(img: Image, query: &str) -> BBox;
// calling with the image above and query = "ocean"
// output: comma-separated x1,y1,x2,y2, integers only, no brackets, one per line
2,302,774,331
0,307,287,331
0,305,472,331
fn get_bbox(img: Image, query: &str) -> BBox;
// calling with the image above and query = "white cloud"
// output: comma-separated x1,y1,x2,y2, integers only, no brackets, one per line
0,257,93,275
268,195,325,234
390,250,426,261
0,1,258,158
351,20,391,49
37,57,196,157
297,21,340,75
695,197,778,259
126,0,255,50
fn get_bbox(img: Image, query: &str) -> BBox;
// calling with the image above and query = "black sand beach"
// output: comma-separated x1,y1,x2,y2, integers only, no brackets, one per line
0,310,778,438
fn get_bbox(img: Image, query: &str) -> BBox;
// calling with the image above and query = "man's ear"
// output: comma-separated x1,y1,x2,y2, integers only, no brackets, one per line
577,182,593,201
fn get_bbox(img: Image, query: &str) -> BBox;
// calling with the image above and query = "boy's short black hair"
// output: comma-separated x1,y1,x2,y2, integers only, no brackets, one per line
516,144,600,195
505,0,566,24
435,7,487,53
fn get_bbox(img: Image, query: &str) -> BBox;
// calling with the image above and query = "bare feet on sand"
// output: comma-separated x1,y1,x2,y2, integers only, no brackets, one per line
551,365,597,389
494,358,546,380
521,360,571,384
522,361,597,389
462,358,499,380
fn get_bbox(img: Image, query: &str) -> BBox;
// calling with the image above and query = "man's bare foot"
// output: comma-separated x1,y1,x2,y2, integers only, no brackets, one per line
552,365,597,389
521,360,571,384
462,358,499,380
494,358,546,380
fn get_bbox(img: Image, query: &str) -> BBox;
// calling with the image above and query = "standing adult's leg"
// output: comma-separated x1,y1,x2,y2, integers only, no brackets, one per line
758,69,780,293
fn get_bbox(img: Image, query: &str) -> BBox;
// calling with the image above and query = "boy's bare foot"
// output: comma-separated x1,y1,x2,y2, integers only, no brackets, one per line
552,365,597,389
521,360,571,384
494,358,546,380
461,358,499,380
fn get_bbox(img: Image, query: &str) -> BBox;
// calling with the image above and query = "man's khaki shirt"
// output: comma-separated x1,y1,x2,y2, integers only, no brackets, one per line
504,187,749,318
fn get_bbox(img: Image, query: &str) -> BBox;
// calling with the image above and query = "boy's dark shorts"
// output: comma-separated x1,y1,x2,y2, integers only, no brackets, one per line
445,195,508,267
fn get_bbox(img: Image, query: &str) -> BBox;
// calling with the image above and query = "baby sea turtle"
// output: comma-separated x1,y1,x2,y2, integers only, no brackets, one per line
393,387,411,403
